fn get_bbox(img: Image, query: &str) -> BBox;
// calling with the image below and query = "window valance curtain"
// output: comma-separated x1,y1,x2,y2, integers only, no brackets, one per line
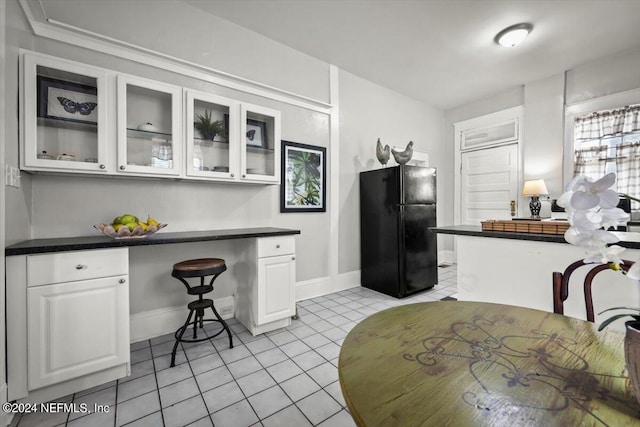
575,105,640,140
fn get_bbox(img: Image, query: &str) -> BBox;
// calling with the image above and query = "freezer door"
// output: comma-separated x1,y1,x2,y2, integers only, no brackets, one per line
402,166,436,205
400,204,438,295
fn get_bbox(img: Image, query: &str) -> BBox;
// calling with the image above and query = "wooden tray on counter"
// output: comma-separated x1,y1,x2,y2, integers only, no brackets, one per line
481,220,570,235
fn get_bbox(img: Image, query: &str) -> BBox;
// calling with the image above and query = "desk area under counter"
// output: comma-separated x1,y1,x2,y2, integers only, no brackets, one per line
431,225,640,328
5,227,300,404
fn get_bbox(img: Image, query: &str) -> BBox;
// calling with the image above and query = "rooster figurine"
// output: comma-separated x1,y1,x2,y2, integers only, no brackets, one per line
391,141,414,165
376,138,391,167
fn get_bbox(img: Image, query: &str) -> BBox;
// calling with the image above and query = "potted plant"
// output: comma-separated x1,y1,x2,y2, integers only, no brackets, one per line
558,173,640,401
194,109,225,142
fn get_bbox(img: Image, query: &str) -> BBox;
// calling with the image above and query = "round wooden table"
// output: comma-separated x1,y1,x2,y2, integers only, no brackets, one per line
338,301,640,426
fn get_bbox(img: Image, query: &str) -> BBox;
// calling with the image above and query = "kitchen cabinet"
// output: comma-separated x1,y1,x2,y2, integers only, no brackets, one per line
116,74,183,176
236,236,296,335
21,52,110,173
240,103,281,184
185,89,239,180
185,91,281,184
6,248,130,403
19,51,282,185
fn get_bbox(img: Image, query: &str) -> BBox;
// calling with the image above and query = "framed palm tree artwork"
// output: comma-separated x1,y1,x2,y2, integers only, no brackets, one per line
281,141,327,213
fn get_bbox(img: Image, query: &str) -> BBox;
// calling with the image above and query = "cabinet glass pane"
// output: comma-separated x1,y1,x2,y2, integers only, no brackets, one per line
192,99,230,172
36,65,99,163
125,84,174,168
244,111,275,177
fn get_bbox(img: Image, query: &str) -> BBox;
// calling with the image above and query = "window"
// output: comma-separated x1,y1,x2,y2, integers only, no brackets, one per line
573,105,640,210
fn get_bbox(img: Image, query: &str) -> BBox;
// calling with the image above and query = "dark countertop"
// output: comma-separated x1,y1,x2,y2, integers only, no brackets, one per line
431,225,640,250
5,227,301,256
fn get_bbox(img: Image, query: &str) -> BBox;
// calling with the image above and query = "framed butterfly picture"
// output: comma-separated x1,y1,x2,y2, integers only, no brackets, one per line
246,118,267,148
37,76,98,125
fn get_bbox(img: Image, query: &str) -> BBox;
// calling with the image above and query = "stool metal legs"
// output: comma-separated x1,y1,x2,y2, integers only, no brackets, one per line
170,299,234,367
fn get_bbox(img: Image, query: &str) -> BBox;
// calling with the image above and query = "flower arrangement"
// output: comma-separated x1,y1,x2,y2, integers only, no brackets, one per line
557,172,639,330
194,110,225,141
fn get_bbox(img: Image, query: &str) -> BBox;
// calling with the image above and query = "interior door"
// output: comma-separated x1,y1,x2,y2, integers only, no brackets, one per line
460,144,518,224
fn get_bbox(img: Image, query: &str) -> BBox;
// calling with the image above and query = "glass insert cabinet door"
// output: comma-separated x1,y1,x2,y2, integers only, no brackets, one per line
22,53,109,172
185,90,239,178
116,75,183,176
240,103,281,183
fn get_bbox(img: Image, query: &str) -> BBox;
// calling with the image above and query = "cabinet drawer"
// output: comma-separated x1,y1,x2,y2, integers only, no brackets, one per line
257,236,295,258
27,248,128,287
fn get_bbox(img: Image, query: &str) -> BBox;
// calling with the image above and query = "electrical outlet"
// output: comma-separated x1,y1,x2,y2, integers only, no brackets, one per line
5,164,21,188
220,305,233,316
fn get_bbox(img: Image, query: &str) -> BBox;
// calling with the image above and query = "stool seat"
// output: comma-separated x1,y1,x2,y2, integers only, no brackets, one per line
172,258,227,278
169,257,233,367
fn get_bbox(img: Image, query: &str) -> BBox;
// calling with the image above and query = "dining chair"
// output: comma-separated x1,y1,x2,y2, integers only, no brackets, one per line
552,259,636,322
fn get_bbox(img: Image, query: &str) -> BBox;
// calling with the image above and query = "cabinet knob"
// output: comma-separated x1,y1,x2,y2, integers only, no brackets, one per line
75,264,87,270
120,165,125,170
119,278,126,284
99,164,106,169
276,244,281,248
291,256,295,261
242,174,246,178
231,173,234,177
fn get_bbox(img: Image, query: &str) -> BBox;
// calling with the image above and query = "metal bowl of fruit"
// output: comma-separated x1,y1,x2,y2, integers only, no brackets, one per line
94,214,167,239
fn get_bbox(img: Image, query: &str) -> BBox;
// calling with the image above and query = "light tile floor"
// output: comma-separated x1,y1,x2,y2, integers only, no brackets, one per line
12,265,458,427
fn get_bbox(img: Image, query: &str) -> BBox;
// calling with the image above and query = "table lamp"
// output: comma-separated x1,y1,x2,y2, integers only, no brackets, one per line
522,179,549,218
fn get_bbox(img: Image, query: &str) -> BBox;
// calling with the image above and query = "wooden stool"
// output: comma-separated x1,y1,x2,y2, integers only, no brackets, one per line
169,258,233,367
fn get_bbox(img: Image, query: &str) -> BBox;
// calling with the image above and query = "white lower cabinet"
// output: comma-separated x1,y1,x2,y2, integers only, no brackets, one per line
236,236,296,336
27,276,129,390
6,248,130,403
257,255,296,325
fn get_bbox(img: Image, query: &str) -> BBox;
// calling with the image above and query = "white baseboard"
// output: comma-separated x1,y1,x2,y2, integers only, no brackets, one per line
130,296,234,343
337,270,361,291
438,250,455,265
131,271,364,342
296,270,360,301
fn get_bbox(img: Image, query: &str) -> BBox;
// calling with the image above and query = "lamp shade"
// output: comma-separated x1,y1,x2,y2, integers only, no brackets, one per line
522,179,549,196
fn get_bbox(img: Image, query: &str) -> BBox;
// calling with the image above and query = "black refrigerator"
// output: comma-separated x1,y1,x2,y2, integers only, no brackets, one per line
360,165,438,298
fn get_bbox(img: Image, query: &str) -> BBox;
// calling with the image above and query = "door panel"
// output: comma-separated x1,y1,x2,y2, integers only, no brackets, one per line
402,166,436,205
258,255,295,324
401,204,438,295
460,144,518,224
27,276,129,390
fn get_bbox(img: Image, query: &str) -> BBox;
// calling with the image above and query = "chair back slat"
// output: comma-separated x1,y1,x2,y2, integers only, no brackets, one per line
552,259,636,323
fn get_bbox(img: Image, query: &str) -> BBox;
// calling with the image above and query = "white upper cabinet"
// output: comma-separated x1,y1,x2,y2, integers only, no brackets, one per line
240,103,281,184
19,51,282,184
116,75,183,176
22,52,110,173
185,90,239,180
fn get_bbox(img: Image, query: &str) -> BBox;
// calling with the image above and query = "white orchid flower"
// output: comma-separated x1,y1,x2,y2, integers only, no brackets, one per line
570,207,630,230
583,245,626,264
564,227,620,248
569,173,619,210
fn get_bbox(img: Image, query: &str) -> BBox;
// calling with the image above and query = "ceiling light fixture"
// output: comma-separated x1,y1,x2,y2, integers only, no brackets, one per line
494,23,533,47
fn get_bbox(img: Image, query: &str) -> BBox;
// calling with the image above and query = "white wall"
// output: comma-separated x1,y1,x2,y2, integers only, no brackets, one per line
39,0,331,103
522,74,565,197
338,69,444,273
